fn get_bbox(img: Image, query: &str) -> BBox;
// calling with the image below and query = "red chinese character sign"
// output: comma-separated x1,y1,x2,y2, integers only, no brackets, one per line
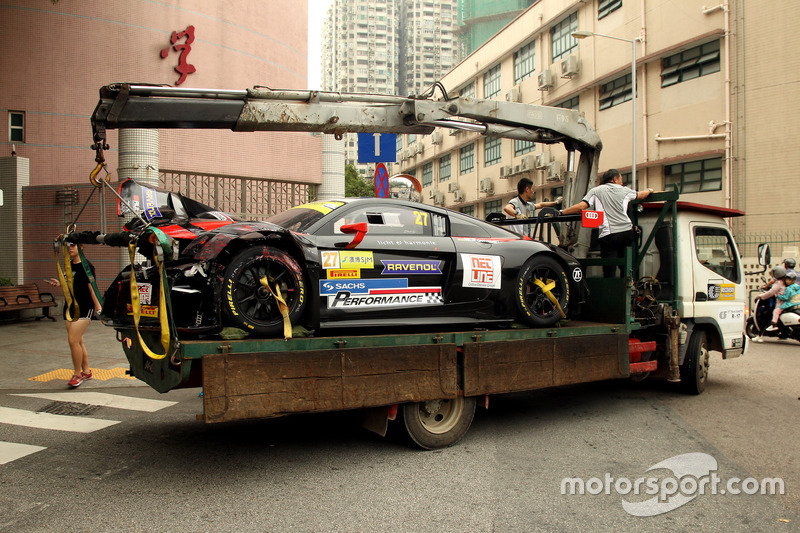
160,25,196,85
374,163,389,198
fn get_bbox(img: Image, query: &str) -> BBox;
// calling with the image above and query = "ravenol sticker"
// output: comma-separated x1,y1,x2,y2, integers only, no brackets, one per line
327,269,360,279
320,278,409,296
141,187,162,220
461,253,502,289
708,283,735,300
328,289,443,309
340,251,374,269
381,260,442,275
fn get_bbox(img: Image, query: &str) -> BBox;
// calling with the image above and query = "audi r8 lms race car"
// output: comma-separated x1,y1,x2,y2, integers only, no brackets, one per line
100,180,587,338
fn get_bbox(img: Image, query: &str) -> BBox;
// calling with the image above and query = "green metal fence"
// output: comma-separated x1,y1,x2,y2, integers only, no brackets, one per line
733,231,800,259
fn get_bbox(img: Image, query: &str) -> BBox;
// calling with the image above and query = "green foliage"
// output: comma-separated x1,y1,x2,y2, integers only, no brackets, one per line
344,164,376,198
0,277,13,286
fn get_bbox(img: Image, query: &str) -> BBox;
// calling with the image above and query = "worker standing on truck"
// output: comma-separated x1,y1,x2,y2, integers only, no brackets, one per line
504,177,561,238
560,169,653,278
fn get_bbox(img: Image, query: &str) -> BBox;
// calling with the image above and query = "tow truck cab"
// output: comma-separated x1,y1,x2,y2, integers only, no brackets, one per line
636,201,747,361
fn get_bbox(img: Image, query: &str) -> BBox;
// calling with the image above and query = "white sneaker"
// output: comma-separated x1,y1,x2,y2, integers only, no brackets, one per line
766,324,779,332
753,336,764,343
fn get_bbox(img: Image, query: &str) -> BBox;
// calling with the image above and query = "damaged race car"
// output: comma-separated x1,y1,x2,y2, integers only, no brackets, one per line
99,180,587,338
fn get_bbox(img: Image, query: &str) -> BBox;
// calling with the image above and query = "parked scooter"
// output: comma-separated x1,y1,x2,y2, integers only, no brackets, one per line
746,294,800,342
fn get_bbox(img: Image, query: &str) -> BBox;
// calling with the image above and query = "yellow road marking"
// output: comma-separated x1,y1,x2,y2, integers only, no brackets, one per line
28,368,136,382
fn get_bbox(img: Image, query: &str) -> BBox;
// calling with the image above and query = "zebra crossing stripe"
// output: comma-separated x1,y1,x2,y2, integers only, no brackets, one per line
0,407,120,433
0,441,46,465
12,392,177,413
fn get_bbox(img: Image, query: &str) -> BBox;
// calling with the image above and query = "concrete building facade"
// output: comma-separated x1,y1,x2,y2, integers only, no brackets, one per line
0,0,322,285
396,0,799,257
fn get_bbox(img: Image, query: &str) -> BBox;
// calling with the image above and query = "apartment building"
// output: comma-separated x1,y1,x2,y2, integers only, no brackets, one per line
396,0,799,252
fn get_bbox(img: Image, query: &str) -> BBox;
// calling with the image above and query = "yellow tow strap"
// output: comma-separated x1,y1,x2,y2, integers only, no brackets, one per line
533,278,566,319
53,239,78,321
128,228,177,360
260,275,292,340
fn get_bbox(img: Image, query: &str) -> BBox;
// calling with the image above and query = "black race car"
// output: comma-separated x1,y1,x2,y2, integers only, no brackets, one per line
101,180,587,337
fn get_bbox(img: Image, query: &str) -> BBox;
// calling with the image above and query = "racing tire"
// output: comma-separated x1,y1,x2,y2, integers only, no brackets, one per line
515,255,570,328
680,330,709,395
222,246,306,337
402,396,476,450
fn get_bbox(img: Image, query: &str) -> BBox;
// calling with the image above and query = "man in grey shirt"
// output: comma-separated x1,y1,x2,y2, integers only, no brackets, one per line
561,169,653,277
503,177,561,238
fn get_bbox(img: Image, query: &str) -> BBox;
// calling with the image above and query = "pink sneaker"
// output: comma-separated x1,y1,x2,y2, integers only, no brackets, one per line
68,374,84,388
81,370,93,380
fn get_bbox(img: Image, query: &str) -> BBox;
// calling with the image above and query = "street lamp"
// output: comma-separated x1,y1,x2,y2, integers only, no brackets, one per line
572,30,640,191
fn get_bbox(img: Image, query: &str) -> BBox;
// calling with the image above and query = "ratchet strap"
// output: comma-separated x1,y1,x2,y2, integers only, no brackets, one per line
260,275,292,340
128,227,177,360
533,278,566,319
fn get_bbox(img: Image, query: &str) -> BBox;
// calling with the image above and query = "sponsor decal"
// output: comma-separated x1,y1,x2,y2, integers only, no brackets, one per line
707,283,735,300
581,210,604,228
572,268,583,282
327,269,360,279
137,283,153,305
142,187,163,220
381,260,442,275
453,237,517,242
461,253,502,289
126,304,159,317
320,278,408,296
328,290,443,309
321,250,374,269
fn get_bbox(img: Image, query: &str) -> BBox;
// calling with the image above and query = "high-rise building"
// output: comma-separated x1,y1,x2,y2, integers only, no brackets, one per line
402,0,460,98
456,0,535,57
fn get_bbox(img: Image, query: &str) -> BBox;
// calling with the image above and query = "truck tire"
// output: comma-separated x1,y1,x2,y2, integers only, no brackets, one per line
680,330,709,395
515,255,569,327
222,245,306,337
402,396,476,450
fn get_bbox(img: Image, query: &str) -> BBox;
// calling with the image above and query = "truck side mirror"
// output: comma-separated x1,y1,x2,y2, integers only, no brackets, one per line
757,243,771,266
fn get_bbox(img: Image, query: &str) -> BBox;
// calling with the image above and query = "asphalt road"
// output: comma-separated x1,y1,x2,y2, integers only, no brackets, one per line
1,337,798,532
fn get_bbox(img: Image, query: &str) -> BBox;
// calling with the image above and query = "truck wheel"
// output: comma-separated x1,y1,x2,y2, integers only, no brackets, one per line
402,397,476,450
222,246,306,337
680,330,709,395
515,255,569,327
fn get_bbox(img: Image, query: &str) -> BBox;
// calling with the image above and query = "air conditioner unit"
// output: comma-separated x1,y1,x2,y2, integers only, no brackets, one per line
433,191,445,205
415,143,424,155
547,161,563,180
513,164,522,174
505,87,522,102
479,178,494,194
561,55,580,79
448,182,460,193
453,190,465,202
428,189,436,199
520,155,535,171
537,70,555,91
535,152,551,170
499,165,513,178
431,132,443,145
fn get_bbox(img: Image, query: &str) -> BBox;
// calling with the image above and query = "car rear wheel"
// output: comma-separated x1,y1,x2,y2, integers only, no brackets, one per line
515,255,570,328
222,246,306,337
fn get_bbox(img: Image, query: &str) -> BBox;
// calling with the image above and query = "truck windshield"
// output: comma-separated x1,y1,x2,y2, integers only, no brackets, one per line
694,227,741,283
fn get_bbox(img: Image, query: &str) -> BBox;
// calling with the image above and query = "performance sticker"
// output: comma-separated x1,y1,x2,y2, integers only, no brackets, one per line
461,253,502,289
322,278,443,308
141,187,163,220
707,283,735,300
381,260,442,275
327,269,360,279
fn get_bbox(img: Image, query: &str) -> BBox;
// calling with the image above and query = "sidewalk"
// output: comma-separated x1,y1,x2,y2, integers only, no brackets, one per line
0,316,143,391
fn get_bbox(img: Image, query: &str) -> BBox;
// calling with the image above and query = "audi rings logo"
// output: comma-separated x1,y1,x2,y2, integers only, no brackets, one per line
572,268,583,282
584,212,600,220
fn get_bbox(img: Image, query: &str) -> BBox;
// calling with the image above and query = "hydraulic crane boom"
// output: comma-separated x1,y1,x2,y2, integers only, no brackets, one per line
90,83,603,253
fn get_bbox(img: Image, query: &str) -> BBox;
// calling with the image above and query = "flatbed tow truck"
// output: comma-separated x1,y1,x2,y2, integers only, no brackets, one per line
79,84,751,448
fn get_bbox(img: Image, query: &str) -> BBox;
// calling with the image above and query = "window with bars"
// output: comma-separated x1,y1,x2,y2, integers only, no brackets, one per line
460,82,475,98
484,199,503,218
514,41,536,85
599,73,633,110
483,65,501,99
598,0,622,19
460,205,474,216
9,111,24,143
551,12,578,62
439,154,451,182
661,41,721,88
422,161,433,187
407,133,416,145
460,143,475,175
665,158,723,193
555,96,579,110
515,139,536,157
484,137,502,166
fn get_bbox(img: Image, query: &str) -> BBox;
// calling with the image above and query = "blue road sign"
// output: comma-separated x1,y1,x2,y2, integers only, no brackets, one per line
358,132,397,163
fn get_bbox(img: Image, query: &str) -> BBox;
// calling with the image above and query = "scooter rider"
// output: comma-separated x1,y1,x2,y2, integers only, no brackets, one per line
766,271,800,331
784,258,798,278
753,266,786,342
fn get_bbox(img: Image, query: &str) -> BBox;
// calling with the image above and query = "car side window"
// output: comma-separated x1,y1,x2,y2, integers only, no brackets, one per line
333,206,433,236
694,227,740,283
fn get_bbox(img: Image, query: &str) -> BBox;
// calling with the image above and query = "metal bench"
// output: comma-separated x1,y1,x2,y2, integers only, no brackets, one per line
0,283,57,321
